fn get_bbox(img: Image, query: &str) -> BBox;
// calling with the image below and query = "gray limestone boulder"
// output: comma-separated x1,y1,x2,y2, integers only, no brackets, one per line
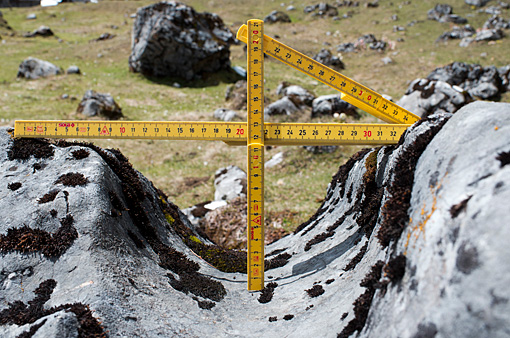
128,1,236,81
312,94,359,118
213,108,237,122
475,28,504,41
76,90,123,119
465,0,492,6
437,24,475,41
264,96,300,117
313,49,345,70
397,78,473,117
23,26,54,38
17,57,62,79
264,10,291,23
427,4,467,24
213,165,246,201
0,101,509,337
276,82,316,107
427,62,507,100
483,15,510,30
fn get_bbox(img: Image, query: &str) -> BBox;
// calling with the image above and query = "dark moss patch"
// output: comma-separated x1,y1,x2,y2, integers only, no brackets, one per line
266,248,287,257
384,254,406,283
8,138,54,161
341,312,348,320
269,316,277,322
32,163,42,172
258,282,278,304
331,148,372,198
326,278,335,284
168,272,226,302
0,279,106,337
7,182,22,191
449,196,472,218
356,149,385,237
377,117,449,247
71,148,90,160
338,261,384,338
265,252,292,270
283,314,294,321
304,231,335,251
0,214,78,258
343,241,368,271
496,151,510,167
55,173,89,187
38,189,59,204
306,284,325,298
159,244,199,274
109,190,126,217
195,298,216,310
127,230,145,249
50,209,58,218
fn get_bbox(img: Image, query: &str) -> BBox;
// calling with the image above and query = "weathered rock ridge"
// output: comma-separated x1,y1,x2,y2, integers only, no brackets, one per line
1,101,509,337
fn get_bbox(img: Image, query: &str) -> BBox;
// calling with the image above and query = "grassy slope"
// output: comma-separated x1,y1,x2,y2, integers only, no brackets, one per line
1,0,509,230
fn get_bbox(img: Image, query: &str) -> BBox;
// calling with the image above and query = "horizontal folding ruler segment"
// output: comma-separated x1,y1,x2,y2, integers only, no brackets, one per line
13,19,420,292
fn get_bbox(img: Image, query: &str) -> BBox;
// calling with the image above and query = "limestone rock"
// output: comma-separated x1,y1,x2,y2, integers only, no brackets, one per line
66,65,80,75
264,96,300,116
437,24,475,41
76,90,123,119
213,108,237,122
129,1,236,81
475,28,504,41
465,0,491,6
214,165,246,201
313,49,345,70
427,4,467,24
23,26,54,38
17,57,62,79
0,101,509,337
264,10,291,23
276,82,316,107
312,94,359,118
397,78,473,117
225,80,247,110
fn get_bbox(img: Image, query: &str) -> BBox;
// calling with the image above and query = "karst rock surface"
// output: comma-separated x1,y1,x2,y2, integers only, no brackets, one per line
128,1,236,81
1,101,509,337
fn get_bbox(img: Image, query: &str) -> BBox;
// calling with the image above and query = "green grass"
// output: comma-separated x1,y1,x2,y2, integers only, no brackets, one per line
1,0,509,230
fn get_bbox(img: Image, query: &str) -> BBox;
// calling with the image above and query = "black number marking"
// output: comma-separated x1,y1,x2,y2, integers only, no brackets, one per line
299,129,306,136
351,130,357,136
287,129,293,135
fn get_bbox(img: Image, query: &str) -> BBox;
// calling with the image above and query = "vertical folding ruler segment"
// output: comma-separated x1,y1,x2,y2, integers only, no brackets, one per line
247,19,265,291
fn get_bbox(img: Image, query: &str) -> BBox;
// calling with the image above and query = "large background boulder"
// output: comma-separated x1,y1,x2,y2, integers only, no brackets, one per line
128,1,236,81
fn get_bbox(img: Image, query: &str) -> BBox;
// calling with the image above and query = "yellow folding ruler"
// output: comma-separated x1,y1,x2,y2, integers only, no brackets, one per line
14,19,420,291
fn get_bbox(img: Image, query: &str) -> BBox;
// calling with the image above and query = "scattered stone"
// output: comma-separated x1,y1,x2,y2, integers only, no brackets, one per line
459,37,475,47
265,152,284,169
311,94,359,118
483,15,510,30
303,145,338,154
427,62,507,100
397,79,473,117
24,26,54,38
66,65,80,75
76,90,123,119
366,1,379,8
129,2,236,81
92,32,115,42
465,0,491,6
475,28,504,41
437,24,475,41
355,34,387,52
313,49,345,70
214,165,246,201
393,25,405,32
287,5,296,11
337,42,356,53
304,3,338,17
17,57,62,79
264,96,300,116
276,82,316,107
427,4,467,24
381,57,393,65
214,108,237,122
26,13,37,20
264,10,291,23
483,5,502,15
391,14,398,21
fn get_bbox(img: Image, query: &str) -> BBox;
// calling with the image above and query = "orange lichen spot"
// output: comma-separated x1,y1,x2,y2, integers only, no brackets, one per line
495,126,499,131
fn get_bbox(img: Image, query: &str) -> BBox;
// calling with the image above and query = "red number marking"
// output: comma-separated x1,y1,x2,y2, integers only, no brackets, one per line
364,130,372,137
120,127,126,133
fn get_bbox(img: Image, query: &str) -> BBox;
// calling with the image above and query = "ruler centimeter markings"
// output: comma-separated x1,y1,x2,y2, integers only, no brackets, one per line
14,120,409,145
12,19,420,293
236,25,420,125
247,19,265,291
